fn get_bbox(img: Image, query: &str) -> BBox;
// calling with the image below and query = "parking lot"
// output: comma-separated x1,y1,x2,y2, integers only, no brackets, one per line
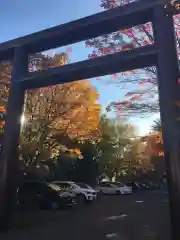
0,190,171,240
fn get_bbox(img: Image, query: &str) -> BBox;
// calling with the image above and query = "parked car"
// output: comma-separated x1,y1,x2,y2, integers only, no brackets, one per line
75,182,101,196
113,182,133,192
96,182,132,195
17,180,76,210
53,181,97,203
137,183,149,190
141,182,162,190
75,182,96,190
125,182,141,192
51,181,76,197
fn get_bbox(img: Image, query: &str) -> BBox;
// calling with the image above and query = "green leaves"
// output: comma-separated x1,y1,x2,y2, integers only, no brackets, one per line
151,119,161,132
97,116,137,179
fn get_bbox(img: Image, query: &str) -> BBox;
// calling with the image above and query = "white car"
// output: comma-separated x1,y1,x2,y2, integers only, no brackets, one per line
96,182,132,195
53,181,97,202
85,184,100,194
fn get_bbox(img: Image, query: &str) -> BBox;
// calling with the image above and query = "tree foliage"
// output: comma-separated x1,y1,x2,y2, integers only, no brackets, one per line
0,53,101,169
0,63,11,140
21,80,100,161
95,115,151,180
122,139,153,175
45,116,164,183
151,119,162,132
86,0,180,118
141,132,164,159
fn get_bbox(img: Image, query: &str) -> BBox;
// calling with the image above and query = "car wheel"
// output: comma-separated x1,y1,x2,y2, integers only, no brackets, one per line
51,201,59,211
84,195,91,203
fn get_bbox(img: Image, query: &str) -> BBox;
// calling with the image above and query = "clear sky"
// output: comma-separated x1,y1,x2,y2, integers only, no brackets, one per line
0,0,159,135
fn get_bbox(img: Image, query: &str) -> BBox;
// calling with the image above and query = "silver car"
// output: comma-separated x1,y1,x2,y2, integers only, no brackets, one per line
96,182,132,195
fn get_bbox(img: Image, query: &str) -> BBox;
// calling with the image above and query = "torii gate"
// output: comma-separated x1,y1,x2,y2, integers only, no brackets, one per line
0,0,180,239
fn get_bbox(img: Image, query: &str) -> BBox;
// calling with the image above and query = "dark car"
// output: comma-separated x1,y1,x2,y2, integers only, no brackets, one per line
126,182,141,192
17,180,76,210
52,181,76,195
142,182,162,190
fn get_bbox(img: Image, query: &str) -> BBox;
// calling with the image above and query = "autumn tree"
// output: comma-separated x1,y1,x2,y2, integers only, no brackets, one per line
21,54,101,168
86,0,180,118
141,132,164,158
21,80,101,163
140,129,165,182
141,118,163,158
0,62,12,145
0,52,101,173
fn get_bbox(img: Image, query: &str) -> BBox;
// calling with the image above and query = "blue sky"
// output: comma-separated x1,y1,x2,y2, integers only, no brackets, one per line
0,0,159,135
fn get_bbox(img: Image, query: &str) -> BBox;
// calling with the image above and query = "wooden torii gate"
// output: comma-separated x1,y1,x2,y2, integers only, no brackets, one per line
0,0,180,239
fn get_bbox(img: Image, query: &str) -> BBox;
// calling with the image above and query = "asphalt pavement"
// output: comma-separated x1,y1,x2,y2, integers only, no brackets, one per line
0,190,171,240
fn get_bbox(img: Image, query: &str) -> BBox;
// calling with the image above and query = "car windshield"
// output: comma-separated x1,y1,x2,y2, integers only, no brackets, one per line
113,182,125,187
47,183,62,191
53,182,70,190
110,183,119,188
100,182,117,188
76,183,89,189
